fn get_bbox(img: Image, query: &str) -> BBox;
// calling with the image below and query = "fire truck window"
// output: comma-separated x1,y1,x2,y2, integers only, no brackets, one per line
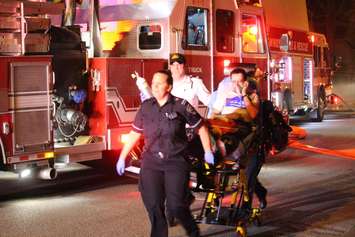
323,47,329,67
138,25,162,50
241,14,264,53
313,46,317,67
304,59,312,101
216,9,234,53
314,46,321,67
185,7,209,49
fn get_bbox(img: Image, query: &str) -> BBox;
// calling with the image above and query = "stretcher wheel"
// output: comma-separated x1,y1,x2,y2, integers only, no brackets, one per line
250,208,262,226
236,222,247,237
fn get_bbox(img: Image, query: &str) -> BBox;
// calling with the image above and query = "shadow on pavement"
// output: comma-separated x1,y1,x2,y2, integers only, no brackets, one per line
251,174,355,236
0,167,137,203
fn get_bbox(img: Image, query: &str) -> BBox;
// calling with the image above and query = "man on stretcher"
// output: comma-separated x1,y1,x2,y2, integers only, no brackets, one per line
211,67,258,123
209,67,268,210
208,67,259,158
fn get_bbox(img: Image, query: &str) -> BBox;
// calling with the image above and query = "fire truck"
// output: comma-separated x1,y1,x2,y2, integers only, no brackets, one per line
0,0,330,178
263,1,331,122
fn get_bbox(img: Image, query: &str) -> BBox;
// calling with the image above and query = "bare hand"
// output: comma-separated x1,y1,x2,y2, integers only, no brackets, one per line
242,81,249,96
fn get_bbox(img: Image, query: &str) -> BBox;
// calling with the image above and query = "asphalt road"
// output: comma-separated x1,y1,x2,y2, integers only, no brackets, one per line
0,112,355,237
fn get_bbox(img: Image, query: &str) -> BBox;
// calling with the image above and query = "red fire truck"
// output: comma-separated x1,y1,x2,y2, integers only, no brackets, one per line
0,0,330,178
263,0,331,121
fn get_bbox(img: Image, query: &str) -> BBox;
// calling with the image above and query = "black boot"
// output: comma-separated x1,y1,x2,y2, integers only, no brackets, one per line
256,187,267,209
166,212,177,227
188,229,201,237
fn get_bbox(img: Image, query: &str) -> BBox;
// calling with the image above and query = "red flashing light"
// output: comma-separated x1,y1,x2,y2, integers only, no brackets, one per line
223,59,231,67
121,134,130,144
310,35,315,43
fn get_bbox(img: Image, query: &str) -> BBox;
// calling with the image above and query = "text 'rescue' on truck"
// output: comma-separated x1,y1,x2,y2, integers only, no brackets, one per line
0,0,330,178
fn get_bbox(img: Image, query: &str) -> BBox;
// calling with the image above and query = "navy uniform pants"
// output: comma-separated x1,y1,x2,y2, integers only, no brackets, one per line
245,151,267,208
139,154,199,237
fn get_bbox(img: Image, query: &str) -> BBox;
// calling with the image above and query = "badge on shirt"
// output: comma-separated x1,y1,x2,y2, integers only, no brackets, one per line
165,112,178,120
225,96,246,108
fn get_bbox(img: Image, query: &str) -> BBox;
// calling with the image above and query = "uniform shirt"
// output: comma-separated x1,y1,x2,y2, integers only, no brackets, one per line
132,94,203,159
171,75,211,109
213,77,246,115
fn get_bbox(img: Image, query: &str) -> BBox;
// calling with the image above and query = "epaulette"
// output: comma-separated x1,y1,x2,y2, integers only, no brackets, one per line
142,97,155,105
174,97,186,104
180,99,188,105
188,75,200,80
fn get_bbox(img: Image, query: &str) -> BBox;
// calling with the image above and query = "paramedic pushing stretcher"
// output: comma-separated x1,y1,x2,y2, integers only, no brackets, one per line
135,53,212,226
116,70,214,237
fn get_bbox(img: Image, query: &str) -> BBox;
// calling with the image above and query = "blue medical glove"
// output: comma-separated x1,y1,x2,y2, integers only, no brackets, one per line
204,151,215,165
116,158,125,176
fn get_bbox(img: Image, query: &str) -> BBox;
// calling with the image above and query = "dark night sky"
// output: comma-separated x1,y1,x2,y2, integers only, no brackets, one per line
307,0,355,104
307,0,355,58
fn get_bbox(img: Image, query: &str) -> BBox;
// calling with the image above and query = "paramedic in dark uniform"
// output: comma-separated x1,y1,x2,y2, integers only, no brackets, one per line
116,70,214,237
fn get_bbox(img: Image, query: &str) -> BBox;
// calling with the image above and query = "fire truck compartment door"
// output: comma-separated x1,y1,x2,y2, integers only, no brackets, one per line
291,56,304,106
54,136,105,162
10,61,53,155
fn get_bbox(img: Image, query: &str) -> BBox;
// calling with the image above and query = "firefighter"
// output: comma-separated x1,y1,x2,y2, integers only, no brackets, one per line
169,53,211,109
116,69,214,237
212,68,267,210
169,53,211,219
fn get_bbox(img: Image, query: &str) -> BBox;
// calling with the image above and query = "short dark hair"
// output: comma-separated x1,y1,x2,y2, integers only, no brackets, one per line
230,68,247,80
156,69,173,85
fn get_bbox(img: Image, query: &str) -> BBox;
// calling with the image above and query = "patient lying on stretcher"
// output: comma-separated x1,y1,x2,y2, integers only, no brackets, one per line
191,114,257,191
208,68,260,163
193,99,258,190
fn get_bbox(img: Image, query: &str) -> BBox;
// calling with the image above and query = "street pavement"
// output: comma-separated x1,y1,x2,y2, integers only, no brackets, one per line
0,112,355,237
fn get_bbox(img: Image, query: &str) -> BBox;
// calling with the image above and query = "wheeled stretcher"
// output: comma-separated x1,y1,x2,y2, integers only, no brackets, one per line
190,117,265,237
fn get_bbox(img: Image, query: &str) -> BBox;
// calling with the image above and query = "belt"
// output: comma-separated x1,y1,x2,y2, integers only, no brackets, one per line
145,150,187,160
144,150,168,160
157,151,165,159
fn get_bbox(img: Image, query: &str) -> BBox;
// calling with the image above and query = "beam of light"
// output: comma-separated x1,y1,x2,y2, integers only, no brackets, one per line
249,25,258,35
120,133,130,144
289,141,355,161
19,169,32,179
309,59,313,103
